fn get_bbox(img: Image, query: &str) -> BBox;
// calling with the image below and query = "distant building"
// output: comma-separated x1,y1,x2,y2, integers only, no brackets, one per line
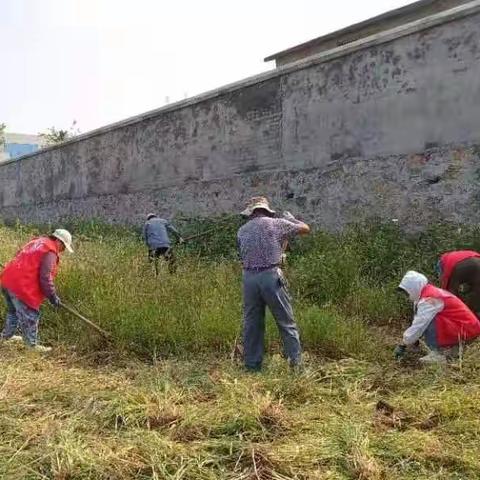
264,0,472,67
0,132,45,162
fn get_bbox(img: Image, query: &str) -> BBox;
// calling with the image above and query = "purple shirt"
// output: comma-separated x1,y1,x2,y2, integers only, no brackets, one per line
39,251,58,302
237,217,303,270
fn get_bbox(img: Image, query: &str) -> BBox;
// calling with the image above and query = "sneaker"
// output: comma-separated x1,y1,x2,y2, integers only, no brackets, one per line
30,345,52,353
419,351,447,364
0,335,23,343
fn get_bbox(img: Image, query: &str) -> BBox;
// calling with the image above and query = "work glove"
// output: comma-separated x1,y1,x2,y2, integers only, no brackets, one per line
394,344,407,361
282,211,296,222
49,295,61,308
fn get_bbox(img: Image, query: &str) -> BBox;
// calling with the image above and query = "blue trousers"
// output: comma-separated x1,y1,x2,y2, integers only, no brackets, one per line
423,319,438,351
1,288,40,346
242,268,301,370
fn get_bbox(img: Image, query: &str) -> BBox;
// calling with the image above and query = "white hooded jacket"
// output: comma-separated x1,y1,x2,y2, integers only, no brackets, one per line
399,271,444,345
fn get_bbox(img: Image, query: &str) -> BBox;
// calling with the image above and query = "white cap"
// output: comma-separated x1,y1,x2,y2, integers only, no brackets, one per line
52,229,74,253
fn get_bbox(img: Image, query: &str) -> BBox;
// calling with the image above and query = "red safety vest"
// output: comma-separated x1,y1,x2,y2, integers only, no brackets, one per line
0,237,60,310
440,250,480,289
420,284,480,347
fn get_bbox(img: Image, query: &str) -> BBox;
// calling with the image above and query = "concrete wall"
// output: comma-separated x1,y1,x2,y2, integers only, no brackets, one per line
1,2,480,230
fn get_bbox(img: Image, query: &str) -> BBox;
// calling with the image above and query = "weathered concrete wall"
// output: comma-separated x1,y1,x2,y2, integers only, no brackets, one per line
1,3,480,230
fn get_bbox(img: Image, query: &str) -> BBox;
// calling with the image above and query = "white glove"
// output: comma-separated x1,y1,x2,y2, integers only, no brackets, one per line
282,211,296,222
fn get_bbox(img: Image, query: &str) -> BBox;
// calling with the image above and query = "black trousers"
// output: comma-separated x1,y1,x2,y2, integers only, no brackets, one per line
148,247,176,274
448,257,480,316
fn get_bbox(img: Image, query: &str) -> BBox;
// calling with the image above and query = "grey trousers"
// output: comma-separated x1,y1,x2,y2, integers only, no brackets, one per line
242,268,301,370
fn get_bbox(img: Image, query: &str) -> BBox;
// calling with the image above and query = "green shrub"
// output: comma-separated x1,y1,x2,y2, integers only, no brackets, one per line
298,306,382,359
291,234,361,305
341,283,409,326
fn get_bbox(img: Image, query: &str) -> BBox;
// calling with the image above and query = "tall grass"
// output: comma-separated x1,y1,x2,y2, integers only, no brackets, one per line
1,218,479,360
2,219,480,479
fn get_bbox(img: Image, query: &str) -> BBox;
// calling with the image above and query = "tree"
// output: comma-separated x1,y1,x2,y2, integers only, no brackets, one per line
39,120,81,146
0,123,5,149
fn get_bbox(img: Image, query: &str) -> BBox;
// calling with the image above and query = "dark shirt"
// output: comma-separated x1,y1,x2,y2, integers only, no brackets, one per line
39,251,58,302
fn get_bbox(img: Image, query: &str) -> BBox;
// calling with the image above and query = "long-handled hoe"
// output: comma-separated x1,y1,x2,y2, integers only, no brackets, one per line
181,227,219,243
59,302,111,340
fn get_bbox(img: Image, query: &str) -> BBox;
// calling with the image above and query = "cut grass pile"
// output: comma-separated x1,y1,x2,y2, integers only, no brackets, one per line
1,342,480,479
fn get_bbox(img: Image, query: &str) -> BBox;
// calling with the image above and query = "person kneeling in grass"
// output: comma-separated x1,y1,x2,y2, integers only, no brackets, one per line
0,229,73,352
395,271,480,364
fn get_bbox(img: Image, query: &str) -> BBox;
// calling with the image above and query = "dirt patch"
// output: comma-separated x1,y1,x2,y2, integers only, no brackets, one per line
373,400,441,433
146,412,182,430
258,402,290,435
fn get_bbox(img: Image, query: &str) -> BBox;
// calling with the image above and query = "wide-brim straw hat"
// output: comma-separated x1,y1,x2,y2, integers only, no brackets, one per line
241,196,276,217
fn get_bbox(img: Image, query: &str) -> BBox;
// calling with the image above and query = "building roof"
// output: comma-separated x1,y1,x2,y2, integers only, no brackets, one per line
264,0,471,63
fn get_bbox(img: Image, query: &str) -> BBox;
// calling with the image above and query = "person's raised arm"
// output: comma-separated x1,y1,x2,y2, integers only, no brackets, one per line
282,211,310,236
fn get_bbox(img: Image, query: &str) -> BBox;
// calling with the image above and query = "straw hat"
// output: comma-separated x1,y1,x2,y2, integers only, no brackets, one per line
241,196,275,217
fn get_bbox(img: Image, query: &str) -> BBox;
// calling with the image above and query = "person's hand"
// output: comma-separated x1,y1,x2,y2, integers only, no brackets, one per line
179,237,185,245
50,295,61,308
282,211,296,222
394,344,407,360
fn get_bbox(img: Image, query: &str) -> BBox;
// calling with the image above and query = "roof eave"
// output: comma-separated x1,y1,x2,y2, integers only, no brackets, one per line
264,0,439,62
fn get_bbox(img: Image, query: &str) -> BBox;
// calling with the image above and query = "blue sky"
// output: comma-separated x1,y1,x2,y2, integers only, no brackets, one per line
0,0,413,134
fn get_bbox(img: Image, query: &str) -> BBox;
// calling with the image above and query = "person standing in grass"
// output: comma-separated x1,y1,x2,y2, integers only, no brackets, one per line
395,271,480,364
0,229,74,352
437,250,480,316
237,196,310,371
143,213,184,275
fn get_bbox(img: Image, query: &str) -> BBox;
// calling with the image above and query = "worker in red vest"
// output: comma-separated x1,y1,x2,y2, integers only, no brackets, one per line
437,250,480,315
394,271,480,363
0,229,73,352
